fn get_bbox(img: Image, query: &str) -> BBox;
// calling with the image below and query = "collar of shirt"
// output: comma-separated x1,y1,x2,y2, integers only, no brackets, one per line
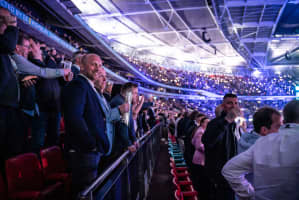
283,123,299,129
73,64,80,71
79,74,95,89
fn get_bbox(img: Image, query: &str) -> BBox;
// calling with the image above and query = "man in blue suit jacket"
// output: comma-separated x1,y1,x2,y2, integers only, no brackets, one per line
62,53,109,199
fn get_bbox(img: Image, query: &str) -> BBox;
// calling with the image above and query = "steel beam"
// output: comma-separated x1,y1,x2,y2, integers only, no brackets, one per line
80,6,207,18
226,0,284,8
146,0,216,56
165,0,225,56
106,27,218,38
264,0,288,65
241,37,270,43
234,21,274,27
254,4,266,64
223,1,264,68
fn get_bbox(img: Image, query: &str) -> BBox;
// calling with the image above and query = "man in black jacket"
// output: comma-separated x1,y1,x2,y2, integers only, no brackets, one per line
202,93,241,200
0,8,25,166
110,82,139,155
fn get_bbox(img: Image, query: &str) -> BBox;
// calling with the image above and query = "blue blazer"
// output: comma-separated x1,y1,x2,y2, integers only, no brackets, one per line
62,75,109,153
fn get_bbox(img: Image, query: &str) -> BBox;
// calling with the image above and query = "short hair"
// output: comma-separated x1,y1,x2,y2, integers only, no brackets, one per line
253,107,281,133
283,100,299,123
200,117,209,125
81,53,99,67
0,7,9,25
17,32,30,45
72,51,84,63
189,111,200,121
120,82,138,94
223,93,237,101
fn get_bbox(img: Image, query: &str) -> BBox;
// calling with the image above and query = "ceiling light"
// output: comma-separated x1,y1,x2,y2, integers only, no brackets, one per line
252,69,262,78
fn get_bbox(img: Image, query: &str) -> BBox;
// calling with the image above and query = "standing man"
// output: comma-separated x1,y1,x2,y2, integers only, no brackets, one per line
202,93,241,200
110,82,139,154
62,53,109,199
238,107,282,153
71,51,84,78
222,100,299,200
0,7,21,166
94,67,129,157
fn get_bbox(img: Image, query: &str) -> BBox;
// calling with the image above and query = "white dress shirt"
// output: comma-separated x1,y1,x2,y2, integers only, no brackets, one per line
222,123,299,200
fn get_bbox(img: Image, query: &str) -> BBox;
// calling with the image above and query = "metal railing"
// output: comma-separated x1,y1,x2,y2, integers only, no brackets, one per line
79,123,163,200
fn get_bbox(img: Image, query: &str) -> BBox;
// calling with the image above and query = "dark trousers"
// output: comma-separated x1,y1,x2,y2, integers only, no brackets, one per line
66,151,100,199
0,106,26,171
210,178,235,200
192,164,211,200
31,111,61,153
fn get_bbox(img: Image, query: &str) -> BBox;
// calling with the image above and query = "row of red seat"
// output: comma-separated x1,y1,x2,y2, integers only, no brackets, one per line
0,146,70,200
168,135,198,200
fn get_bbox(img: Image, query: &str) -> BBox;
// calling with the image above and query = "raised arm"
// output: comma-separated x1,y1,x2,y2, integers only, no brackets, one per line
12,54,68,78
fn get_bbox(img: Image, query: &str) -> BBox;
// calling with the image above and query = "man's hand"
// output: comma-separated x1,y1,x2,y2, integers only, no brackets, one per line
138,95,144,105
134,141,139,149
6,15,17,27
128,145,136,153
21,75,38,87
119,103,129,114
29,39,43,61
64,71,73,82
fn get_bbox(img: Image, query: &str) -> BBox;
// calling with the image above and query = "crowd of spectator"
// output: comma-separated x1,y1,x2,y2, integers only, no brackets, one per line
1,3,299,200
0,7,169,199
7,0,81,48
172,94,299,200
126,56,296,96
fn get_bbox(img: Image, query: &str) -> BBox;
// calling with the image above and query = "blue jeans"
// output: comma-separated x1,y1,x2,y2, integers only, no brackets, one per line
31,111,61,153
67,151,100,199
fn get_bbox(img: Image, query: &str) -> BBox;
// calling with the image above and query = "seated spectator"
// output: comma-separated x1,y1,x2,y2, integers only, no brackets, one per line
222,100,299,200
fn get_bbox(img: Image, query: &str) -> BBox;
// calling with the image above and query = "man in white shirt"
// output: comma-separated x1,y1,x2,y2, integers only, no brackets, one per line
222,100,299,200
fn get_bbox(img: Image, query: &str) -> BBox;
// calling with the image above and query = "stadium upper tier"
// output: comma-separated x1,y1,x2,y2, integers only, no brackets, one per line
3,0,298,100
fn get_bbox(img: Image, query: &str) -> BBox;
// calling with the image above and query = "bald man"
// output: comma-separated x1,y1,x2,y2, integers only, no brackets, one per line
62,54,110,198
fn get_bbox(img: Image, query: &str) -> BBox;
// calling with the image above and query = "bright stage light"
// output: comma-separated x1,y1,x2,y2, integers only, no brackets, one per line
252,69,262,78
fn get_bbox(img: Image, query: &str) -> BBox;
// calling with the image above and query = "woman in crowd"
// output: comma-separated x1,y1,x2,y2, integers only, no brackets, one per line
191,117,210,200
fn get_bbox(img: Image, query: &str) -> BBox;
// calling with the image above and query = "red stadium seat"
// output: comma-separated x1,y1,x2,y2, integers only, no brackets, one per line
59,118,65,134
40,146,71,199
6,153,63,200
173,177,198,200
